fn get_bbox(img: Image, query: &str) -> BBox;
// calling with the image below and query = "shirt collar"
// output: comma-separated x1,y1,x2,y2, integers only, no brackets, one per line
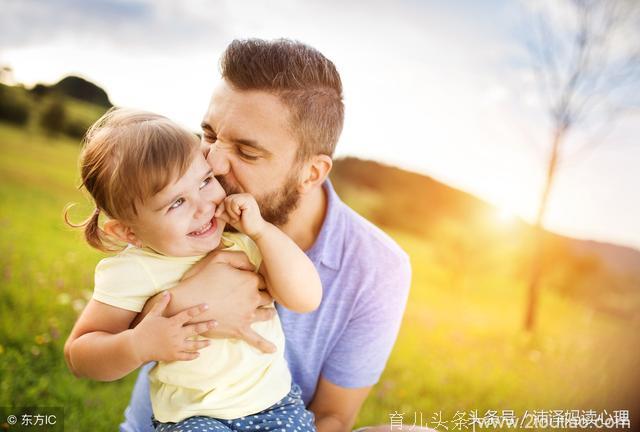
306,178,345,271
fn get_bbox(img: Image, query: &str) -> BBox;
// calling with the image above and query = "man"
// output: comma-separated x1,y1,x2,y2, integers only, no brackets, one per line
120,38,411,432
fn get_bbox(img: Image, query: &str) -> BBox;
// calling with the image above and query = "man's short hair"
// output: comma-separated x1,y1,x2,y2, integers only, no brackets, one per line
220,38,344,161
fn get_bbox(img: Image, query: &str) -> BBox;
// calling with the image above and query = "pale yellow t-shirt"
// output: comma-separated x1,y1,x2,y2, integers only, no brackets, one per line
92,232,291,422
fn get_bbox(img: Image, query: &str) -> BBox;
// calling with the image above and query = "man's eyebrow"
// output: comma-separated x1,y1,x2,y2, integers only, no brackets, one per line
201,121,270,155
228,136,270,154
200,122,214,133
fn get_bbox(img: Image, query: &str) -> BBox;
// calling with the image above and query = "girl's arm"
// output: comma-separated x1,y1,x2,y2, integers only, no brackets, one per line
217,194,322,313
254,223,322,313
64,294,214,381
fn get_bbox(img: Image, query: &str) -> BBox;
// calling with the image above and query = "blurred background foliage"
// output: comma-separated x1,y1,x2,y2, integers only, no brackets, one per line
0,74,111,138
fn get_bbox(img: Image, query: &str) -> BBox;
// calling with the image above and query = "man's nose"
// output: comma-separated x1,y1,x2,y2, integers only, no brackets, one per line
207,144,230,176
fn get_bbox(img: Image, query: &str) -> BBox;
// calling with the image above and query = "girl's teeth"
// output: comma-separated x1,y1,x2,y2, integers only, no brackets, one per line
192,222,211,235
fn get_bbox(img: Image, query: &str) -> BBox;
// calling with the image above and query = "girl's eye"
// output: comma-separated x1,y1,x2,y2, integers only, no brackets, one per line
169,198,185,210
200,176,212,189
203,135,216,143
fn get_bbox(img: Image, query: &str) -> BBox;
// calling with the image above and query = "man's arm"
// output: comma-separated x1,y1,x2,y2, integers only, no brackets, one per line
132,250,277,353
309,377,372,432
309,247,412,431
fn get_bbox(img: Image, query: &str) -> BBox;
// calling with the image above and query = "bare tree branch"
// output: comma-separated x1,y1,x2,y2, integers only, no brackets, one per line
519,0,640,332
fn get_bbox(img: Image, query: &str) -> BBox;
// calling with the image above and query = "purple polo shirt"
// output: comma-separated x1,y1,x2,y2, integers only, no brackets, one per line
120,180,411,431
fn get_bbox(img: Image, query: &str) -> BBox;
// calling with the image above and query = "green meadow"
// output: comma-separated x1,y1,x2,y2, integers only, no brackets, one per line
1,121,639,431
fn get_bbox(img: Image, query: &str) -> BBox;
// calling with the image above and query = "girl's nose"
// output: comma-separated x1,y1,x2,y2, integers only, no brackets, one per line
194,198,213,220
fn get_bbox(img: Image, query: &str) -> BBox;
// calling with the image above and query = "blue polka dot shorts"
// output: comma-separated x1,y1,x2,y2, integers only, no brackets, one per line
152,384,316,432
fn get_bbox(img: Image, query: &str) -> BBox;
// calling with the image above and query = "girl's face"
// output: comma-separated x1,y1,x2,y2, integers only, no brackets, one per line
128,152,227,257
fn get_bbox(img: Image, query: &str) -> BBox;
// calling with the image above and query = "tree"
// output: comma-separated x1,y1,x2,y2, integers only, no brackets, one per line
0,65,14,84
40,99,67,135
520,0,640,331
0,84,30,126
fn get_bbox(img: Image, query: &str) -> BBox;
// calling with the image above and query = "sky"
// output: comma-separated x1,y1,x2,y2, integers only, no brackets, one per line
2,0,639,250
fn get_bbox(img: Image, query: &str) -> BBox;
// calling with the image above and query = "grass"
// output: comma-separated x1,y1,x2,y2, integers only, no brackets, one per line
356,232,640,429
0,122,133,430
1,121,639,431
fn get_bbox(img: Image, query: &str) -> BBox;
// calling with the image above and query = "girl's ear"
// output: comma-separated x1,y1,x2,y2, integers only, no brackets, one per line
103,220,142,248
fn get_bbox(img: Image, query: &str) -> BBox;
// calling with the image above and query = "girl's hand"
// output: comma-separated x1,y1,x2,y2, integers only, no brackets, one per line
215,193,266,239
131,292,216,362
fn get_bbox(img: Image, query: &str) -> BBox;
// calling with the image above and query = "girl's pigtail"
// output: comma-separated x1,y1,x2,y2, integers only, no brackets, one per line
64,204,114,252
84,207,105,251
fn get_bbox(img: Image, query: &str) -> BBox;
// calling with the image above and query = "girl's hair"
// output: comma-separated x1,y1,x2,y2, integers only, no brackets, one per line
65,107,200,251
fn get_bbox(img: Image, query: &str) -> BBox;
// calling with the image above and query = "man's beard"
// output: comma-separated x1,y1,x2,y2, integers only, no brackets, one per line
217,172,301,227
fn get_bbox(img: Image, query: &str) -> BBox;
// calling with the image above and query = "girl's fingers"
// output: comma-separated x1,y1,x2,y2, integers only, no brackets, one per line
183,339,211,351
172,303,209,325
234,201,243,216
225,200,238,219
217,210,231,224
183,320,217,336
229,199,243,219
175,351,200,361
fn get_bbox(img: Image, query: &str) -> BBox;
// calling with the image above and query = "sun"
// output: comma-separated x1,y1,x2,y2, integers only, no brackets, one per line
496,206,517,225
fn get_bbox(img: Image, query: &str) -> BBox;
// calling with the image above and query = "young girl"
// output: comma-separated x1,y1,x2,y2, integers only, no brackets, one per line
64,108,322,432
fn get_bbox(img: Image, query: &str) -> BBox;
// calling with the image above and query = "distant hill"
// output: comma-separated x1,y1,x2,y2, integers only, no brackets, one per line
331,156,524,237
570,240,640,275
331,156,502,236
31,75,112,108
331,157,640,281
0,77,110,140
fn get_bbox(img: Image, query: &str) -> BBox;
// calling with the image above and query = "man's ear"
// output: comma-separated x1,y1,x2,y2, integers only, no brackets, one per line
103,219,142,248
298,155,332,194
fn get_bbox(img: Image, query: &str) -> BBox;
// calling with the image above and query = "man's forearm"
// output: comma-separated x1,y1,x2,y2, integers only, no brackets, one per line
132,256,277,352
164,280,216,319
139,280,217,322
315,414,352,432
308,377,371,432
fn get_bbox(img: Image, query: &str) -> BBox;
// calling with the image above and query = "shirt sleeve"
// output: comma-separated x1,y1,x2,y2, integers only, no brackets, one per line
321,253,411,388
93,254,157,312
221,232,262,271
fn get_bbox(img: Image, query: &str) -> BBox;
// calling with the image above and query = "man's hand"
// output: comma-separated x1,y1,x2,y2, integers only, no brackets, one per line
133,250,277,353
